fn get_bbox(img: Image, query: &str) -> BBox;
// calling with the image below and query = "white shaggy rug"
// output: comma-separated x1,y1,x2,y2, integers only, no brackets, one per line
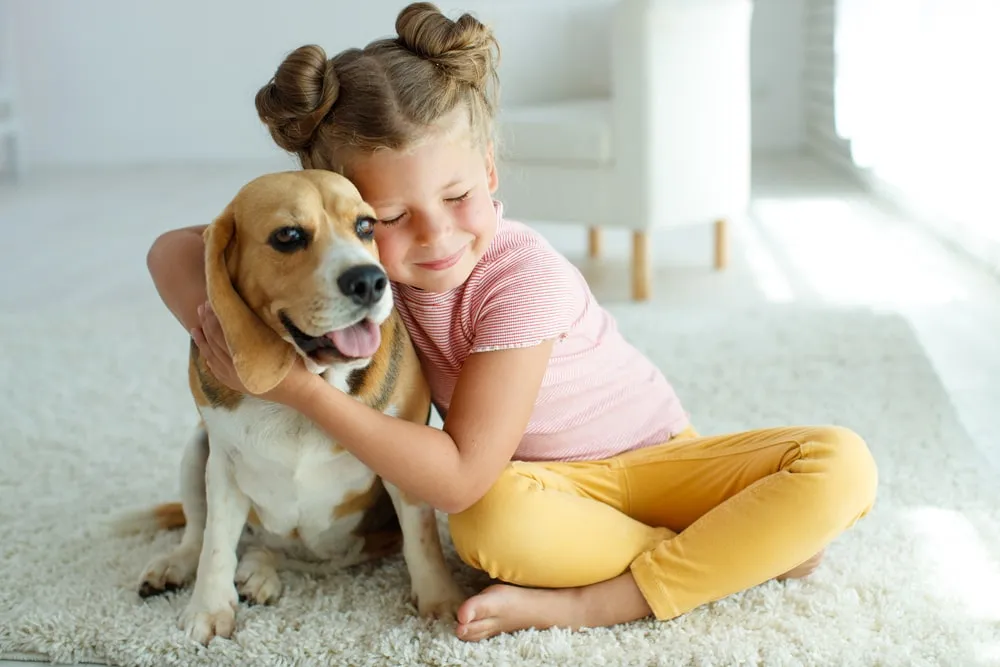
2,301,999,667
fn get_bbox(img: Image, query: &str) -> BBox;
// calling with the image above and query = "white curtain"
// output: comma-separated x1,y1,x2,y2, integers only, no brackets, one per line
833,0,1000,270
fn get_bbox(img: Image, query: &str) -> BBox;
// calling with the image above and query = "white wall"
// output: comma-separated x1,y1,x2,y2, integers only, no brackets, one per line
750,0,806,152
8,0,805,168
800,0,855,175
0,0,11,83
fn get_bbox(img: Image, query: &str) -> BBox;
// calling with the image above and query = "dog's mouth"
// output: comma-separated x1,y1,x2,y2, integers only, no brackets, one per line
280,312,381,364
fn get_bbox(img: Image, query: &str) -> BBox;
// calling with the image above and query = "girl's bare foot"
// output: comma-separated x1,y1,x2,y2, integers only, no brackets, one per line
455,573,651,642
777,549,824,580
454,548,827,641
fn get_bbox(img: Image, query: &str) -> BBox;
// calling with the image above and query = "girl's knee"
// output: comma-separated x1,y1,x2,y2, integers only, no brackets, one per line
448,467,534,573
805,426,879,513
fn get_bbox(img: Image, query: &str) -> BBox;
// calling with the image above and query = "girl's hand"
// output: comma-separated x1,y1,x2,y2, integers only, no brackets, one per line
191,302,245,392
192,302,321,406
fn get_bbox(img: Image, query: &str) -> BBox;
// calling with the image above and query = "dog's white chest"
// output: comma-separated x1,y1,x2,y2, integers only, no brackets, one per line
200,397,376,559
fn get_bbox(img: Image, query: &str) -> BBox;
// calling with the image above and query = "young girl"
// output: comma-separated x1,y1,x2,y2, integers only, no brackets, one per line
147,2,878,643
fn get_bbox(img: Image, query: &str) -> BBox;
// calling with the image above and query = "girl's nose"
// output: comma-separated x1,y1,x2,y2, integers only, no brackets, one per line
414,210,451,246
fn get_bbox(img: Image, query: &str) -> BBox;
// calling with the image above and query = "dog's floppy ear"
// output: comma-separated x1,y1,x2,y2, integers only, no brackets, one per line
203,203,296,395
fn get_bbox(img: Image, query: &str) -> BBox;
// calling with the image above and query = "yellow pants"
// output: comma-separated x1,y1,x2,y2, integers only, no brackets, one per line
448,425,878,620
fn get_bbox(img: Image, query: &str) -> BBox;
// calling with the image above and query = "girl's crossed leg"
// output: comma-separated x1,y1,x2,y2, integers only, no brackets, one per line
447,425,878,641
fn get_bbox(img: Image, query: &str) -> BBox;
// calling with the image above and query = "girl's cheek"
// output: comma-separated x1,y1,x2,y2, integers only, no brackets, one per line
373,229,404,265
373,226,395,252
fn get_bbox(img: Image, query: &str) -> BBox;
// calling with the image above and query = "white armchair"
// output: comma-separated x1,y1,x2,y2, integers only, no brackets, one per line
496,0,752,300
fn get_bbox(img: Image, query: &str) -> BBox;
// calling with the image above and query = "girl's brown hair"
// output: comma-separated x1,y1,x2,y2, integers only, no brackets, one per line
254,2,500,173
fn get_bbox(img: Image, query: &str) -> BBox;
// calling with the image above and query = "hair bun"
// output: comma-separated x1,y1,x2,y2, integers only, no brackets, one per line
395,2,498,91
255,44,340,153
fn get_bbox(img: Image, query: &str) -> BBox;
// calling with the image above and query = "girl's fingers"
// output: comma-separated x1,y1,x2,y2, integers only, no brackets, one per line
191,325,219,371
199,303,230,356
192,306,244,391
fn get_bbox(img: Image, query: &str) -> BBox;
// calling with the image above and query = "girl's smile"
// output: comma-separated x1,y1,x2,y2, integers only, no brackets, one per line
414,242,471,271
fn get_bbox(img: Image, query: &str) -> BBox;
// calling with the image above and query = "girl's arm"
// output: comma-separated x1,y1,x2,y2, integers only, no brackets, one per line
147,226,209,332
281,340,553,514
149,226,553,515
197,306,552,514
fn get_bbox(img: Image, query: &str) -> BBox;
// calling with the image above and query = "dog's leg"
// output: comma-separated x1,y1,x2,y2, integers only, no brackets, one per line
138,427,209,596
181,443,250,645
235,545,282,605
384,482,465,619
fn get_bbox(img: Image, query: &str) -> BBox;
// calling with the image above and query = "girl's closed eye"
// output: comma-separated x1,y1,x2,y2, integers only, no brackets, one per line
379,212,405,226
379,190,470,225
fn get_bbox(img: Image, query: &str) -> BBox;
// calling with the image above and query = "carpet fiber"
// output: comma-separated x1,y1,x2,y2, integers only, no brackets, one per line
2,301,998,666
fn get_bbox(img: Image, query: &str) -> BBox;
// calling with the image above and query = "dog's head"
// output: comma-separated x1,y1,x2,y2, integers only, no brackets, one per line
204,169,392,395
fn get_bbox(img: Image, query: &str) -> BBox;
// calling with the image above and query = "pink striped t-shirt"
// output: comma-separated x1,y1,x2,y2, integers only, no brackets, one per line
392,202,690,462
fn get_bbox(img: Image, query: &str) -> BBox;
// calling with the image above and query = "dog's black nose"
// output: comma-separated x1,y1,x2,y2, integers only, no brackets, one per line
338,264,388,307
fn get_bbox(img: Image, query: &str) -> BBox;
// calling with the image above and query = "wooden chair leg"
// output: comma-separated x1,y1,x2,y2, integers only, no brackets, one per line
713,218,728,270
631,230,650,301
588,226,601,259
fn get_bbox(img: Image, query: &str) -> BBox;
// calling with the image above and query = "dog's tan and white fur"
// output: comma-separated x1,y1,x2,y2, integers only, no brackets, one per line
128,170,464,645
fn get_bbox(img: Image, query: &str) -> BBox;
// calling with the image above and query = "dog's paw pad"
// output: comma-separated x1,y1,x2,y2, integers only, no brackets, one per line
235,557,282,605
139,579,182,598
182,606,237,645
180,589,239,645
138,550,198,598
414,580,466,620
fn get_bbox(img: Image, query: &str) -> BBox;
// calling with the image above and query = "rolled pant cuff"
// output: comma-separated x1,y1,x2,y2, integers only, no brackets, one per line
629,551,680,621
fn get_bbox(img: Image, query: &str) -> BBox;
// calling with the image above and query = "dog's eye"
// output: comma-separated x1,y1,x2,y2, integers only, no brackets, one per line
355,216,376,241
269,226,309,253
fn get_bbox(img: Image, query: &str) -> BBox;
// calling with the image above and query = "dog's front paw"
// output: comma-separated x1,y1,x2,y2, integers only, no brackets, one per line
138,547,199,598
413,577,466,620
180,587,238,645
235,549,282,605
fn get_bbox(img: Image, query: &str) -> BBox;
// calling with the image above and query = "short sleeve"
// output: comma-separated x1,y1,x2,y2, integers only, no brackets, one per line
470,245,581,353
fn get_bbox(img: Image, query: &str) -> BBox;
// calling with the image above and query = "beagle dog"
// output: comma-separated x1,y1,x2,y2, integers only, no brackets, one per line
130,170,464,645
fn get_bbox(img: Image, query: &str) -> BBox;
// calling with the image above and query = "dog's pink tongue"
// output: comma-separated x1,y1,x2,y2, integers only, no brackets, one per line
327,319,381,358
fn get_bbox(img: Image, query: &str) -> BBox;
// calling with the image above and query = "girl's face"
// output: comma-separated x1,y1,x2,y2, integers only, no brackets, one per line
346,121,500,293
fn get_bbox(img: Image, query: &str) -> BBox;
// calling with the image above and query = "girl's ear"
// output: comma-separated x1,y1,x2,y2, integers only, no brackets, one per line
485,140,499,193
